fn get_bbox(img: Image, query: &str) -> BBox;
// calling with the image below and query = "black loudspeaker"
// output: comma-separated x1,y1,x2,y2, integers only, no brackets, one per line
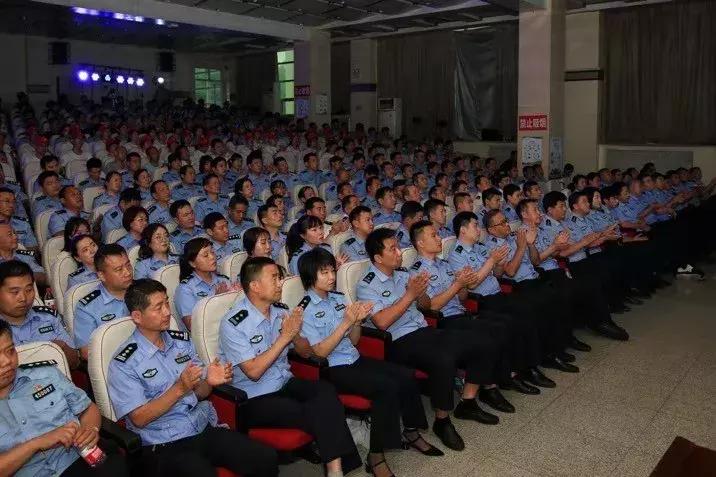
158,52,175,72
49,42,70,65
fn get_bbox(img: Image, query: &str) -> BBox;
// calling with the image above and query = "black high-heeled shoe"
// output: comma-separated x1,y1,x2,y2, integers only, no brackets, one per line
402,431,444,456
365,458,396,477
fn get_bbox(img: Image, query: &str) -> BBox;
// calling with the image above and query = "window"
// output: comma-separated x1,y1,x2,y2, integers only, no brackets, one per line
277,50,294,116
194,68,223,106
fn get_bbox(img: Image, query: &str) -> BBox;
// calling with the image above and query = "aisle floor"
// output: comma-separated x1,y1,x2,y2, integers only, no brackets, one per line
280,267,716,476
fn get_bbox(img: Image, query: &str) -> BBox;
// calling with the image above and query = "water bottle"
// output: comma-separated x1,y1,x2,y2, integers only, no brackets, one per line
78,444,107,467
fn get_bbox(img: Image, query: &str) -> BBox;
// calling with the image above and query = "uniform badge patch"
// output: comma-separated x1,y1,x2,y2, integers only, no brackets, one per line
381,290,391,297
250,335,263,344
142,368,158,378
175,354,191,364
100,313,116,322
315,311,325,318
32,384,55,401
38,325,54,334
335,304,346,311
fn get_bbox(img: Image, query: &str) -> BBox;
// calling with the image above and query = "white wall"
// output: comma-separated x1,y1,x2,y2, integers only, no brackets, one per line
0,32,236,111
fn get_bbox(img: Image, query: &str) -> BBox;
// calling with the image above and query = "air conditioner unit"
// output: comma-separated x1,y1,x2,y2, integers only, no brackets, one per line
377,98,402,137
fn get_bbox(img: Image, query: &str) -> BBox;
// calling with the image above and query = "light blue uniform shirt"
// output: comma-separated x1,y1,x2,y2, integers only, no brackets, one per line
323,183,338,201
9,305,74,347
288,243,332,275
372,209,401,226
227,217,255,240
100,206,124,240
563,215,593,262
2,250,44,274
91,191,120,209
218,296,293,399
169,226,204,253
485,233,539,282
67,266,98,289
356,264,427,341
162,170,181,184
361,195,379,211
194,195,230,222
396,225,412,249
340,235,367,262
108,329,218,445
300,290,360,367
436,225,454,240
134,254,180,280
269,231,287,263
297,169,326,189
74,284,129,347
147,203,172,224
535,217,563,271
247,173,271,196
270,172,296,189
77,177,104,191
32,195,62,215
448,241,501,296
174,273,231,321
212,239,242,263
409,256,464,317
586,208,621,235
503,205,519,223
0,363,91,477
48,208,88,237
610,201,640,223
170,183,203,201
116,233,140,250
9,216,37,248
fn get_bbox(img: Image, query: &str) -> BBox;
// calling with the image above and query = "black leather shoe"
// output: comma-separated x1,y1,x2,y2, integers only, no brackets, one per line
501,376,540,395
402,431,444,456
624,295,644,305
569,337,592,352
590,321,629,341
479,387,515,413
523,367,556,388
454,398,500,424
542,355,580,373
432,417,465,451
557,351,576,363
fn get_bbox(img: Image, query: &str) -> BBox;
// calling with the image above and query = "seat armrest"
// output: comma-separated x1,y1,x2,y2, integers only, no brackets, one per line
287,350,328,368
360,326,392,344
100,417,141,455
418,306,444,320
467,292,481,301
212,383,248,403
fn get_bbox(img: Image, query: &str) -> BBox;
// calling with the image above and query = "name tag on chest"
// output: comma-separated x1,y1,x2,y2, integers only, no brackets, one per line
33,384,55,400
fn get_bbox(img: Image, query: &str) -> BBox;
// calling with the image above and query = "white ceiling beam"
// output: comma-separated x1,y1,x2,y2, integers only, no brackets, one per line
33,0,309,41
318,0,490,29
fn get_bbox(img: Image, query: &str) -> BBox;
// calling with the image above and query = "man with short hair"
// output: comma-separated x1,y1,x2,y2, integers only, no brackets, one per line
396,201,423,249
0,259,78,368
227,195,256,239
423,199,453,239
78,157,105,191
452,192,474,214
74,244,133,358
32,171,64,214
356,228,507,451
372,187,401,225
218,257,360,477
0,188,37,249
341,205,374,262
169,200,203,252
0,319,129,477
361,176,381,211
204,212,242,262
195,174,230,222
147,180,172,224
305,197,349,237
257,204,286,262
171,165,203,201
502,184,522,222
108,279,278,477
48,186,87,237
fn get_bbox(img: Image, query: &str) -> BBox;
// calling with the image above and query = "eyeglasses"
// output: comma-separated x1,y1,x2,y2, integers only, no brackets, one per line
489,219,509,228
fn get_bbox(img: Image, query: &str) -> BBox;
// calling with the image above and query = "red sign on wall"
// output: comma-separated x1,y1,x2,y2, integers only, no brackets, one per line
519,114,548,131
294,85,311,97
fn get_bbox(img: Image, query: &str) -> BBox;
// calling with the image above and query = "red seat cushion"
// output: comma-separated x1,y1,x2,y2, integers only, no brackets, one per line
217,468,240,477
414,370,429,380
248,428,313,451
499,282,513,294
463,298,479,313
424,316,438,328
289,360,320,381
357,335,386,360
339,394,371,410
209,394,237,430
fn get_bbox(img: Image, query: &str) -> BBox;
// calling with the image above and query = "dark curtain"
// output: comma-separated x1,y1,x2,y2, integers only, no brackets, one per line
377,31,456,140
234,52,277,111
453,24,518,141
604,0,716,144
331,42,351,115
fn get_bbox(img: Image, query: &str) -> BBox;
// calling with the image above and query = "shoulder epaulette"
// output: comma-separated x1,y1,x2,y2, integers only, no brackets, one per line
171,229,181,236
545,219,552,226
109,210,119,218
180,276,191,284
490,237,498,242
228,234,241,241
13,215,28,222
79,179,89,186
324,220,333,225
228,309,248,326
16,249,35,257
363,272,375,283
35,195,47,201
217,273,230,280
298,296,311,309
68,267,84,277
395,267,408,272
243,218,255,223
219,194,229,199
80,289,100,306
54,209,67,215
169,253,181,257
167,330,190,341
197,197,207,203
455,245,464,254
328,290,344,295
147,205,157,213
113,343,137,362
397,230,404,238
272,301,289,309
320,242,330,247
19,359,58,369
374,212,382,217
571,216,577,222
411,261,422,270
32,305,58,316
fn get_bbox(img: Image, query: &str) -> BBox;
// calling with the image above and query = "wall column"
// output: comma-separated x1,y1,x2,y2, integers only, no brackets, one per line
350,38,378,129
294,29,331,124
517,0,566,177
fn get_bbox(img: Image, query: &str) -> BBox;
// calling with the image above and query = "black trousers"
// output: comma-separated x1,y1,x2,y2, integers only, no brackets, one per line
389,326,500,411
506,279,572,354
442,310,539,376
243,378,360,473
139,426,278,477
61,439,128,477
326,357,428,453
541,267,611,327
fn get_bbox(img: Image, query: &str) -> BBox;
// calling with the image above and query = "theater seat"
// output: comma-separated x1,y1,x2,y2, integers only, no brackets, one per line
126,245,140,268
439,236,457,260
401,247,417,269
152,264,180,318
91,204,113,225
42,236,67,276
49,254,78,314
106,228,127,244
219,251,248,282
375,222,400,231
33,209,54,247
276,246,289,272
64,279,101,340
336,259,370,303
329,230,352,256
191,291,314,455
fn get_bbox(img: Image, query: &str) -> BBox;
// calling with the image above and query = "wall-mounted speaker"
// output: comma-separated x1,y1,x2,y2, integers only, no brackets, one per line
49,42,70,65
158,52,175,72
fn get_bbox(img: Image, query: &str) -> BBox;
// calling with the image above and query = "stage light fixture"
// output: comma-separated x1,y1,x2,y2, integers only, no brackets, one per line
136,78,145,87
127,77,135,85
155,19,165,25
77,70,89,81
104,74,112,82
156,77,165,84
116,75,125,84
91,72,100,81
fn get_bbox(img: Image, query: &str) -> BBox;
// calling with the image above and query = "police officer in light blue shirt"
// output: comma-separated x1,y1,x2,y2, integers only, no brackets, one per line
135,254,180,280
288,242,333,276
146,200,172,225
48,208,88,237
409,256,463,317
341,205,374,262
67,266,98,289
100,188,142,240
297,153,328,189
0,321,128,477
33,194,63,215
10,216,37,249
1,249,44,274
174,269,232,326
168,199,204,252
73,244,133,356
106,279,276,476
9,304,74,348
